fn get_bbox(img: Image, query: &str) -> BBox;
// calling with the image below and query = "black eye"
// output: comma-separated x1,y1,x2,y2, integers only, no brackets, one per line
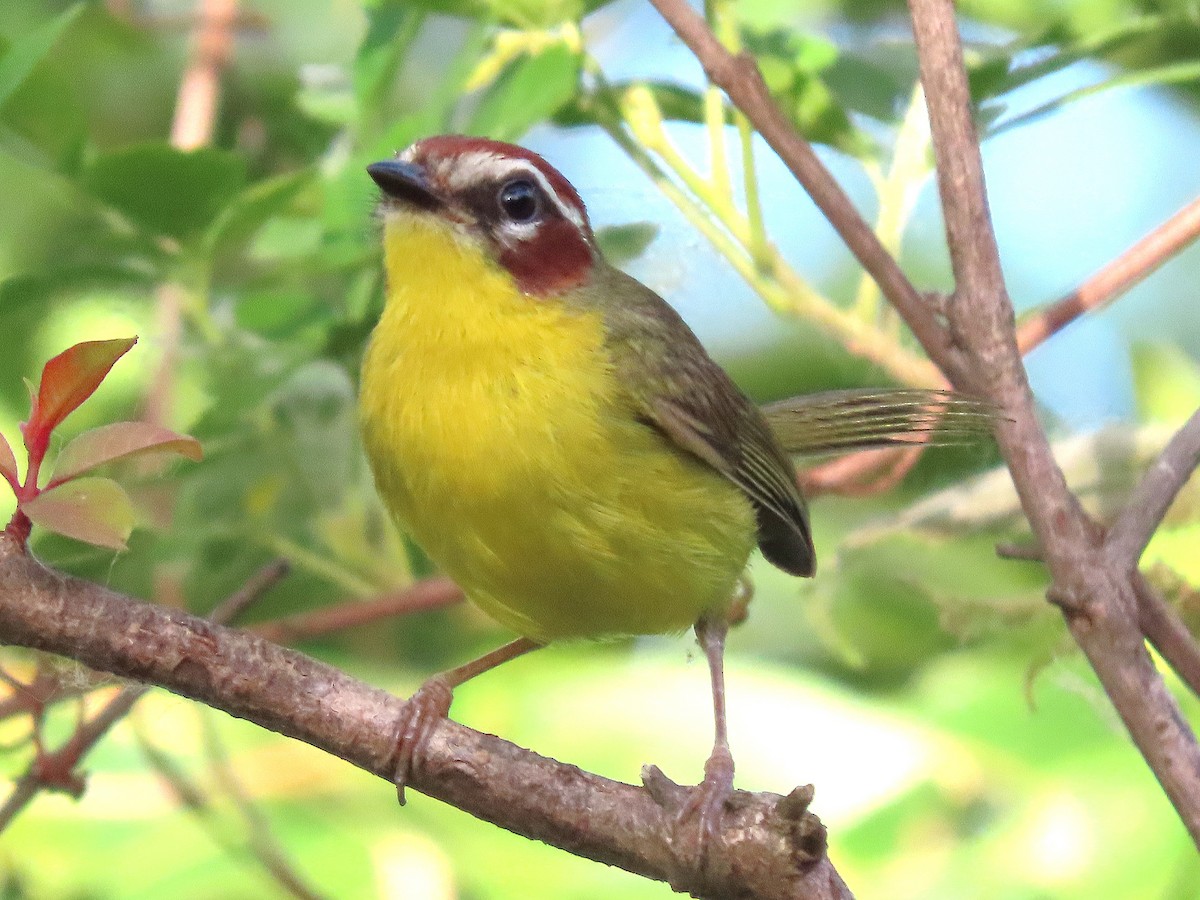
498,179,540,223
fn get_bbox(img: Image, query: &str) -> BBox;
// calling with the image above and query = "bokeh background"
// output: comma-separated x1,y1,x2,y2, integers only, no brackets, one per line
2,0,1200,897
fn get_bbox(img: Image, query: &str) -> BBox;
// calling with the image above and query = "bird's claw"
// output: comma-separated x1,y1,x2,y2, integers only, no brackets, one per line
674,743,735,869
393,677,454,804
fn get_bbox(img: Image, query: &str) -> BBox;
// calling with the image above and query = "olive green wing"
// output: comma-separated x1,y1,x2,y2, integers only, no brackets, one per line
649,392,816,577
589,267,815,577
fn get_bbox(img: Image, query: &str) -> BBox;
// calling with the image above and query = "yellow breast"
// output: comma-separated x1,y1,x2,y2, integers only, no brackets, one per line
359,215,755,641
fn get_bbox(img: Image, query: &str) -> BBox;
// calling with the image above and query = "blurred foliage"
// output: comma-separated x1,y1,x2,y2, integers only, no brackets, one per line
0,0,1199,898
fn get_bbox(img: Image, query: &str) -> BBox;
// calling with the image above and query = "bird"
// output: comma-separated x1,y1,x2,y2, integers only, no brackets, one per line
359,135,990,857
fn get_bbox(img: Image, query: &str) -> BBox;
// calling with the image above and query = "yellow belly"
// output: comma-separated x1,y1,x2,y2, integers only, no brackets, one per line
359,217,755,641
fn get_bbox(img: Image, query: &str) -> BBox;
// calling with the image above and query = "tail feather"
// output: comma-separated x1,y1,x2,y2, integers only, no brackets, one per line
761,389,999,457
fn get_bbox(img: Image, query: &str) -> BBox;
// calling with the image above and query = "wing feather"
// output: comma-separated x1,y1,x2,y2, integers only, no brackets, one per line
581,265,816,577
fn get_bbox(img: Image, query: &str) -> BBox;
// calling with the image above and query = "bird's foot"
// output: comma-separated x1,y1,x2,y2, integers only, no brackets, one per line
393,676,454,805
674,743,735,870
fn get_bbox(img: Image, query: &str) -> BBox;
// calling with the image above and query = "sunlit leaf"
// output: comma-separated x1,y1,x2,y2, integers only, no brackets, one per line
21,476,134,550
825,53,910,123
294,67,356,126
50,421,203,485
204,170,313,260
468,43,580,141
28,337,137,441
0,431,18,489
967,15,1165,104
991,59,1200,136
1145,523,1200,588
83,144,246,239
558,81,732,129
0,4,83,111
0,262,157,310
394,0,614,28
739,27,873,158
354,3,424,114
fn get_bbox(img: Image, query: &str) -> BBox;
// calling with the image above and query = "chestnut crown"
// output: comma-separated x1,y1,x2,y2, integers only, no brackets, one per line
368,135,597,296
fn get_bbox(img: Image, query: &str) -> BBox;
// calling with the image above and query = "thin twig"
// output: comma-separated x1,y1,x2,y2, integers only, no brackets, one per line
0,683,148,832
994,540,1200,704
144,0,240,428
1134,572,1200,701
994,542,1044,562
647,0,958,377
170,0,239,150
134,718,325,899
208,559,291,626
201,712,327,900
0,775,39,829
799,446,923,498
251,576,464,644
1105,407,1200,569
1017,195,1200,355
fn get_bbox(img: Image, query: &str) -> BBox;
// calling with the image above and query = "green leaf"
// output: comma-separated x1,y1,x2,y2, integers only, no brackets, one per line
0,4,84,112
295,69,356,126
29,337,138,440
0,431,18,489
824,53,910,123
83,144,247,239
354,4,424,115
204,170,313,260
0,261,157,310
468,43,580,142
269,361,358,505
22,476,134,551
967,16,1164,104
558,81,717,129
596,222,658,268
739,27,873,158
791,75,870,157
235,289,324,337
50,421,202,485
992,59,1200,137
395,0,613,28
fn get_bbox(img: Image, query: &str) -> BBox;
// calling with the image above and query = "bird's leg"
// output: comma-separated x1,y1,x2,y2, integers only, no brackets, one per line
675,613,735,863
394,636,542,804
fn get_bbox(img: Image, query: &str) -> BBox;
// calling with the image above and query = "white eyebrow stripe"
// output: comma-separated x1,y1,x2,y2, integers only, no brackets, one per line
450,152,589,237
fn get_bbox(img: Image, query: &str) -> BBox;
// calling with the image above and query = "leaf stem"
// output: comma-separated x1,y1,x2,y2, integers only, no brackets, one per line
853,83,932,327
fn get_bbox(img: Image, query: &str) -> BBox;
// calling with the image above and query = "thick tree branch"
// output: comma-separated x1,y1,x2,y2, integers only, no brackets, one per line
647,0,959,376
0,535,848,900
907,0,1200,847
0,558,290,831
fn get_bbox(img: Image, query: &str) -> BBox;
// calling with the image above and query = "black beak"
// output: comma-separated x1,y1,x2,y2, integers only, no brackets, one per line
367,159,442,211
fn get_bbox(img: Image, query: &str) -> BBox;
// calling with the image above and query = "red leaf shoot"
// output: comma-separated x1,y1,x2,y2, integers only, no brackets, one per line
23,337,138,461
0,432,17,493
20,477,134,551
49,421,203,487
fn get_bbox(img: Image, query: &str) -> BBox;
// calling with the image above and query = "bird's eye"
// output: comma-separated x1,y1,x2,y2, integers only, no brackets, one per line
498,179,540,223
